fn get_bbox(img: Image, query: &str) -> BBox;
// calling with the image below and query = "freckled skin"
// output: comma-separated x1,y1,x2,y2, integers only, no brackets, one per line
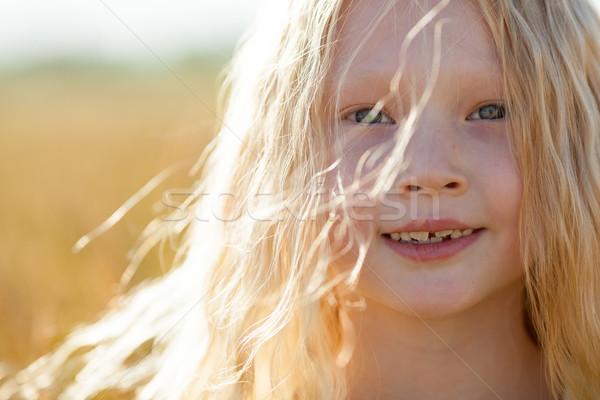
331,0,522,321
327,0,551,398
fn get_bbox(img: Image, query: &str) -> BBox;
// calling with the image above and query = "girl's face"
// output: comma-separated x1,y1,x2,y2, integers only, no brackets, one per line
328,0,524,317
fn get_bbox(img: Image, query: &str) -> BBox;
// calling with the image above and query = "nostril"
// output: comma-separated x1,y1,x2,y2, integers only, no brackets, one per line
445,182,458,189
407,185,420,191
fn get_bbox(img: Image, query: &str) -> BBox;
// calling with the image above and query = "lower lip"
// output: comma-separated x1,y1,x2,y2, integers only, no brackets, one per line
383,229,484,262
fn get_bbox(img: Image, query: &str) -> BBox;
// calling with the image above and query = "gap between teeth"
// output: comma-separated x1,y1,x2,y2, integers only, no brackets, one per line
389,229,474,244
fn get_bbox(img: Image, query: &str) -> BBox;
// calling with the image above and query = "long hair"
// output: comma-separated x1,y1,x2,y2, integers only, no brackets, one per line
478,1,600,398
2,0,600,399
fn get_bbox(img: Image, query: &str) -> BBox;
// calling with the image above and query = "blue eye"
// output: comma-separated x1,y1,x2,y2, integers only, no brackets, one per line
467,104,506,120
347,108,395,125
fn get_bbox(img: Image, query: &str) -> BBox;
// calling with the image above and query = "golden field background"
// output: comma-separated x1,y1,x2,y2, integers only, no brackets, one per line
0,56,223,370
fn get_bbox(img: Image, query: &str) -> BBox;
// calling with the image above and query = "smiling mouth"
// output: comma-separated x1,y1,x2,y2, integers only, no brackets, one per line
383,228,481,245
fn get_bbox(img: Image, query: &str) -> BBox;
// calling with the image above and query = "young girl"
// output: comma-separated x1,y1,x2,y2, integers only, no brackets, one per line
3,0,600,398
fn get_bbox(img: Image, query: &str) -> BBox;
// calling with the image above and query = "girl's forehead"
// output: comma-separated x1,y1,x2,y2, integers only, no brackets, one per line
329,0,501,90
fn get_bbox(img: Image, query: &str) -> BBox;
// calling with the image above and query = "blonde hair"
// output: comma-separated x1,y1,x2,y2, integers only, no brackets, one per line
2,0,600,399
478,1,600,398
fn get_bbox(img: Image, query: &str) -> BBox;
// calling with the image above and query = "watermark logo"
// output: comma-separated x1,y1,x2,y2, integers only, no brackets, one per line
161,185,441,223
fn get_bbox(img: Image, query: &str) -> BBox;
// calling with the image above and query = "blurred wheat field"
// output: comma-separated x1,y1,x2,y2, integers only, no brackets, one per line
0,57,224,370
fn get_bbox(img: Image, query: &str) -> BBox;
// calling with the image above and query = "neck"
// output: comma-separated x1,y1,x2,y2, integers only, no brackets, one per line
346,283,553,400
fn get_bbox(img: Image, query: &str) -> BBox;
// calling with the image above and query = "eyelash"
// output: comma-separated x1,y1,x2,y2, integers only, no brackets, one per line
466,104,506,121
345,108,395,125
344,103,506,125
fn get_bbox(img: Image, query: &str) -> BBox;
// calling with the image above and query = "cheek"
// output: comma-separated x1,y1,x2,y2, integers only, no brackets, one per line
327,208,378,254
489,156,523,224
478,147,524,269
328,218,374,280
471,137,523,222
326,148,390,226
329,128,396,186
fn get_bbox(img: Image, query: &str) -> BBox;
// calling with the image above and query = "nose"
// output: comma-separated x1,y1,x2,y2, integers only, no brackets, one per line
396,120,468,198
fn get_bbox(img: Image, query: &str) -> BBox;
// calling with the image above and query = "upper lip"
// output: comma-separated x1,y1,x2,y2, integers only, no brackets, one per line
385,219,479,234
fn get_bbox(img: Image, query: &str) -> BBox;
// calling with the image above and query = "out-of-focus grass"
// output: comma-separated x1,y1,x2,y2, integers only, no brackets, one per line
0,56,224,369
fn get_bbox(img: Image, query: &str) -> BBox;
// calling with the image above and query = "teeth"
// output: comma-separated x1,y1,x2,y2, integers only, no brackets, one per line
388,228,476,244
400,232,412,241
409,231,429,241
435,229,453,238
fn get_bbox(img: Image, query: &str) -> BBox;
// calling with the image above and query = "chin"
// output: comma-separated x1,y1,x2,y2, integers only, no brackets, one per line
358,282,479,319
355,268,523,320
